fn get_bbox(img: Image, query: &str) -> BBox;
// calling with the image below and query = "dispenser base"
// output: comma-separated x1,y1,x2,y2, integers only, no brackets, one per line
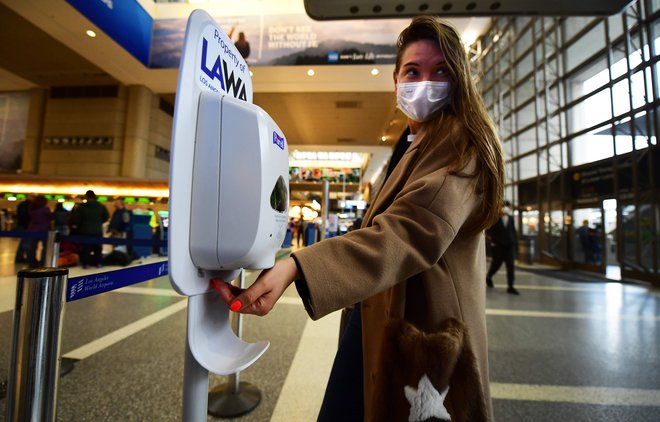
207,381,261,418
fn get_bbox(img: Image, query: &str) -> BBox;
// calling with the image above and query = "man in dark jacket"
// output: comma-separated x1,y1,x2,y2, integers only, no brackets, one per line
486,200,519,295
71,190,109,268
14,193,35,263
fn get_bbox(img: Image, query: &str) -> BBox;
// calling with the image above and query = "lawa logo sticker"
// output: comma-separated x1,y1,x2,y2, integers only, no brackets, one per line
197,26,249,101
273,131,285,150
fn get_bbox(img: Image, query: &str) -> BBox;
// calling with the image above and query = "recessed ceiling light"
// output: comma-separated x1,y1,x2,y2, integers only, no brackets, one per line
381,136,387,142
371,68,379,76
86,30,97,38
307,69,315,76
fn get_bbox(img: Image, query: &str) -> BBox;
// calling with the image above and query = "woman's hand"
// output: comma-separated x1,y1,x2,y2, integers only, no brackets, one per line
212,257,299,316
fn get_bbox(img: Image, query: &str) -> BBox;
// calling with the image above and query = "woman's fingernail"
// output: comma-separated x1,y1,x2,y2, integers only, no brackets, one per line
230,301,242,312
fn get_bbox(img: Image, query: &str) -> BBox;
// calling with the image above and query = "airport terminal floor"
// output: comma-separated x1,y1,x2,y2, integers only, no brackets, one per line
1,237,659,421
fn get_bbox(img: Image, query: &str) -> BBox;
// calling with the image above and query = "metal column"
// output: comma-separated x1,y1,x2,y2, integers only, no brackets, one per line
6,267,68,422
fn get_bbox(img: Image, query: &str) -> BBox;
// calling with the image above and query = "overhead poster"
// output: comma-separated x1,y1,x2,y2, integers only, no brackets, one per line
151,14,407,68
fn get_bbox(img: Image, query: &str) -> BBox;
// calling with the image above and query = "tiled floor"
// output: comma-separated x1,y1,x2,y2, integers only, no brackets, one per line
1,237,659,421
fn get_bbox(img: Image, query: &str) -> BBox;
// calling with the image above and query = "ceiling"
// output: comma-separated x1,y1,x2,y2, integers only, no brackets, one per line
0,0,491,186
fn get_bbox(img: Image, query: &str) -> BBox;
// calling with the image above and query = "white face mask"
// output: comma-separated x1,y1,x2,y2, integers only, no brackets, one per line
396,81,451,122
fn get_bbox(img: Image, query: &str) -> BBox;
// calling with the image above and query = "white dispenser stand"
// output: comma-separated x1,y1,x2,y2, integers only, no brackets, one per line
168,10,289,421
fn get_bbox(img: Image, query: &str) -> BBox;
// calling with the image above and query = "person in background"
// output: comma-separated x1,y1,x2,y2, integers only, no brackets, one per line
27,195,53,267
53,202,70,235
485,200,519,295
149,208,161,255
589,223,603,265
349,216,362,231
235,31,250,59
576,219,592,263
214,16,504,421
14,193,34,263
296,215,304,246
71,190,109,269
108,199,132,252
288,217,296,242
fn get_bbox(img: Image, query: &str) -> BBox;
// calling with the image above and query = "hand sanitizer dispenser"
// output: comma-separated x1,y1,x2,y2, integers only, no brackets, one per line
168,9,288,385
190,91,289,271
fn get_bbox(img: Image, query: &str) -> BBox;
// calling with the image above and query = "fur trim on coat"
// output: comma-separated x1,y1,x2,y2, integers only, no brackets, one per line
371,318,488,422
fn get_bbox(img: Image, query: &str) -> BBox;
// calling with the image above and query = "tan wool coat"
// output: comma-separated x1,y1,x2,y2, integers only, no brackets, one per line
293,116,493,422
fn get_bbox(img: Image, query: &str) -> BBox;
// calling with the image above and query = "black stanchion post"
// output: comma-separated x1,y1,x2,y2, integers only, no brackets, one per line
207,270,262,417
6,267,68,422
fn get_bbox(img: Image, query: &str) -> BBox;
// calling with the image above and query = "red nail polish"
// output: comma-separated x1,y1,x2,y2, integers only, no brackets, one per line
230,301,242,312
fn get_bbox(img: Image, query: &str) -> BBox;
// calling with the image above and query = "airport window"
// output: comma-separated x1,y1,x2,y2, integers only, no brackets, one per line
475,0,659,280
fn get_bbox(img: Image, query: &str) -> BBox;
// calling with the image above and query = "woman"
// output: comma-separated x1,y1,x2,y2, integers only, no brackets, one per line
215,16,504,421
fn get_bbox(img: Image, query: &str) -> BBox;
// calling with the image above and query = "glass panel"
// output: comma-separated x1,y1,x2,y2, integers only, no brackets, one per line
502,138,514,159
501,116,513,139
515,54,534,80
565,22,605,72
612,78,631,117
631,69,648,109
539,147,549,175
569,128,614,166
563,17,597,41
515,17,531,33
568,57,609,102
519,154,537,180
639,202,654,271
621,204,637,266
615,133,633,156
536,119,548,145
608,14,624,40
504,185,516,203
645,67,654,103
547,115,563,142
603,198,618,269
573,207,603,264
535,78,547,116
506,162,515,183
517,126,538,155
609,45,628,80
521,209,539,236
567,88,612,133
516,75,536,101
653,0,660,13
548,143,564,172
516,101,536,128
546,90,561,116
544,208,568,260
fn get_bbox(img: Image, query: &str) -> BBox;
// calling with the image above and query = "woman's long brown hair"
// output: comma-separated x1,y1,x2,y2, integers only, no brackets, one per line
395,16,505,234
